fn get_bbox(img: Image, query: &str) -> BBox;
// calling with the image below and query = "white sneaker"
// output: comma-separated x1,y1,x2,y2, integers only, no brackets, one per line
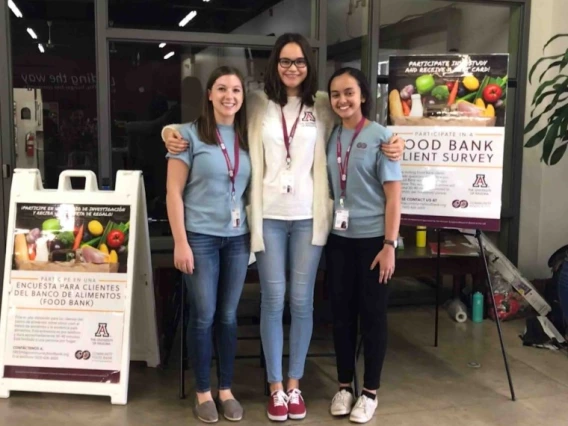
349,395,378,424
330,389,355,416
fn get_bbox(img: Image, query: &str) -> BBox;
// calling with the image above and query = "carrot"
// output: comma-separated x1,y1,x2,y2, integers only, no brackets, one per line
73,224,84,250
447,79,459,105
402,99,410,116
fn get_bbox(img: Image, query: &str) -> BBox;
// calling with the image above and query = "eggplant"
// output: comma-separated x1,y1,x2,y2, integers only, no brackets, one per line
49,249,76,262
49,240,65,251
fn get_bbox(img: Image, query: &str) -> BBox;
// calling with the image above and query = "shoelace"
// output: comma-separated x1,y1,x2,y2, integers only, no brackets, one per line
354,395,370,413
332,390,350,406
288,389,302,405
272,391,288,407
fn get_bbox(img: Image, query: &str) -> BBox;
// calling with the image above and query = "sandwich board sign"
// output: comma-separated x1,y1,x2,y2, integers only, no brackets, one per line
0,169,159,404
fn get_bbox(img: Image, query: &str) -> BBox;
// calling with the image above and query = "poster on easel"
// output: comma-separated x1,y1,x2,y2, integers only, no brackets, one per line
387,54,508,231
0,169,160,405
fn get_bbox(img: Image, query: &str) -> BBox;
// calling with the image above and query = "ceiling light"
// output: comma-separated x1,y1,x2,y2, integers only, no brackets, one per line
8,0,23,18
179,11,197,27
164,51,175,60
203,0,211,2
27,28,37,39
159,43,166,48
38,44,45,53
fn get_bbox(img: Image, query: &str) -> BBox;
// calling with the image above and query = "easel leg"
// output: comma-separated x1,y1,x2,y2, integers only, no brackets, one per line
435,229,442,347
476,230,516,401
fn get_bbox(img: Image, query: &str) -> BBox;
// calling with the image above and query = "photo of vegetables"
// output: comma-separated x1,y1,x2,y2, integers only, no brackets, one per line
387,54,509,127
13,203,131,274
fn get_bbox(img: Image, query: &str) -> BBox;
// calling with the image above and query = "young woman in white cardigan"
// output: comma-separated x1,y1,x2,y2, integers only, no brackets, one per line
161,33,404,422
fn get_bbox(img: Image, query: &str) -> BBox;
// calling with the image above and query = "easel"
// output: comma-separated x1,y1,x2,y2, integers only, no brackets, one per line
433,227,516,401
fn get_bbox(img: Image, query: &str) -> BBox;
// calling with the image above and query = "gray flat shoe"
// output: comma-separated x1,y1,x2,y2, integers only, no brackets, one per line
194,400,219,423
216,397,244,422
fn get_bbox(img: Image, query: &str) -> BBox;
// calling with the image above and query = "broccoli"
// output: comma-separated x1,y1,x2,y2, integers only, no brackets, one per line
431,85,450,101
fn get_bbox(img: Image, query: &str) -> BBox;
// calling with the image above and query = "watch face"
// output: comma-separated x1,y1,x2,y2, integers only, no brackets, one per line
385,239,397,248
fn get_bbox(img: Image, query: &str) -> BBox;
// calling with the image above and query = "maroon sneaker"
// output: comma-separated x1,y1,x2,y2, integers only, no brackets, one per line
267,390,288,422
287,389,307,420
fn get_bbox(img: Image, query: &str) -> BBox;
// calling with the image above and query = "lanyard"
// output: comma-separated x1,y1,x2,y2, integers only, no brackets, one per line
336,117,366,206
216,128,240,201
281,103,303,169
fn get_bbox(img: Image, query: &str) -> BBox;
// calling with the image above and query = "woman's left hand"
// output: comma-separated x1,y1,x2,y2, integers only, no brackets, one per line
370,246,396,284
381,135,405,161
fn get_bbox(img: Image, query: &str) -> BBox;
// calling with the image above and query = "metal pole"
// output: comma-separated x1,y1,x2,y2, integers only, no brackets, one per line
476,229,516,401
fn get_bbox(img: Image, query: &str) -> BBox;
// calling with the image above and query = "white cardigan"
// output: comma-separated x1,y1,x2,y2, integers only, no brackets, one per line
162,89,337,253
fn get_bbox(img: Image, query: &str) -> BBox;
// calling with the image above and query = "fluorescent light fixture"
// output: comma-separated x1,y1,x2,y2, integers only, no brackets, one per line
27,28,37,39
38,44,45,53
159,43,166,48
179,10,197,27
203,0,211,2
8,0,23,18
164,51,175,59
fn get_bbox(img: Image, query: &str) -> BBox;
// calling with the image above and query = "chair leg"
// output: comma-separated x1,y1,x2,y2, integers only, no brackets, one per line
179,274,186,399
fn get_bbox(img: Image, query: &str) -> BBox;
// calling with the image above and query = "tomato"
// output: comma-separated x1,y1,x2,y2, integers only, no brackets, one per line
106,230,125,249
446,81,455,90
482,84,503,103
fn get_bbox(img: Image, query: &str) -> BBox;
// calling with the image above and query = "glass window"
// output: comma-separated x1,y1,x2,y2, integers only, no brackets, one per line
10,0,97,189
109,42,273,233
378,0,517,75
326,0,369,81
108,0,315,38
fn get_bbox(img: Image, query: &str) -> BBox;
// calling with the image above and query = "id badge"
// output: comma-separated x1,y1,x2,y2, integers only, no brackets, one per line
231,208,241,228
280,171,295,194
334,209,349,231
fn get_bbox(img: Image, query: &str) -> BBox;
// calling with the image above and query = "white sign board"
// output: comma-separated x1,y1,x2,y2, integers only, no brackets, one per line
387,54,509,231
0,169,160,404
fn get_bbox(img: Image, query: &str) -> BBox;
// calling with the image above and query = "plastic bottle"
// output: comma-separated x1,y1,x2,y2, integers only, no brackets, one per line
416,226,427,248
472,292,484,323
409,94,424,117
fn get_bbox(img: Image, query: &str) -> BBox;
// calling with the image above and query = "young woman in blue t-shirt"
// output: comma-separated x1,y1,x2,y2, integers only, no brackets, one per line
325,67,402,424
166,66,251,423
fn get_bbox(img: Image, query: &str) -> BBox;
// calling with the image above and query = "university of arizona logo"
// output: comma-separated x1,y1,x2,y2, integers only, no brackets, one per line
302,111,315,122
95,323,110,338
472,174,488,188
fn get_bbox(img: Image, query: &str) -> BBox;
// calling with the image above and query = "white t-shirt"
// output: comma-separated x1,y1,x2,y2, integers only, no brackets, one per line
262,96,317,220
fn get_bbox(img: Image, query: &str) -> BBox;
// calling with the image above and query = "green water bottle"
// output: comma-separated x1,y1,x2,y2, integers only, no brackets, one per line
472,292,484,323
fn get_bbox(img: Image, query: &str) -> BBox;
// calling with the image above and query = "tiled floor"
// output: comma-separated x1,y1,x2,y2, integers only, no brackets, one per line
1,307,567,425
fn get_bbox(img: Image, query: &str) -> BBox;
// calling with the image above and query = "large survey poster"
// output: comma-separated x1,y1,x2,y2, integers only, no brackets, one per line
387,54,508,231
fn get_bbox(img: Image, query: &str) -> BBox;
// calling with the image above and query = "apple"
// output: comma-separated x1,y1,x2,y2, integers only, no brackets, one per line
106,229,125,249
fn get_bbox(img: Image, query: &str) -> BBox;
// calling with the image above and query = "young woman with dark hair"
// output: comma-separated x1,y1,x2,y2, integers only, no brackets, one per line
166,66,251,423
162,34,405,422
325,67,402,424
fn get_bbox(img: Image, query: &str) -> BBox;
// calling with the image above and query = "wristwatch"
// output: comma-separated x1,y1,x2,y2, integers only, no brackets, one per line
384,239,398,249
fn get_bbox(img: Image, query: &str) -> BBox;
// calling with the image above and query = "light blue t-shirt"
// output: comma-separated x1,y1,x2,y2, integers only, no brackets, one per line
327,121,402,238
166,122,251,237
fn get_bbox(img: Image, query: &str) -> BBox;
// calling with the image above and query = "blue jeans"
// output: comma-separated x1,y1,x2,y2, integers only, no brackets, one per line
185,232,250,393
255,219,323,383
558,260,568,324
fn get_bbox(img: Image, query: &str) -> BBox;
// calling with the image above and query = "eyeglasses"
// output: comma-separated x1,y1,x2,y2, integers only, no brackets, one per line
278,58,307,69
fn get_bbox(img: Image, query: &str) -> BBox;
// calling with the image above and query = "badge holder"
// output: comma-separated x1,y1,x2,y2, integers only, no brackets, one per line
334,198,349,231
230,192,240,228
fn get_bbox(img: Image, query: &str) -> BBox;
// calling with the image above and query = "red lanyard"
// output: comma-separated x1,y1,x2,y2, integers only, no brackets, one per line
281,103,303,168
337,117,366,203
216,128,240,200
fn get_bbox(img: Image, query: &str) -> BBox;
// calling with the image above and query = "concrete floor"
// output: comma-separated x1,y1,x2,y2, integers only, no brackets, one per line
1,306,567,425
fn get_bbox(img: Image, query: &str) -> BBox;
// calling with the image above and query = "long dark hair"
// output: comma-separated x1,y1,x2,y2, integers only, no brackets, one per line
196,66,248,151
264,33,317,107
327,67,373,118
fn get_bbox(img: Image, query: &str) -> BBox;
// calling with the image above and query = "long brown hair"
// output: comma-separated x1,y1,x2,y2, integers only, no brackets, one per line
264,33,317,107
196,66,248,151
